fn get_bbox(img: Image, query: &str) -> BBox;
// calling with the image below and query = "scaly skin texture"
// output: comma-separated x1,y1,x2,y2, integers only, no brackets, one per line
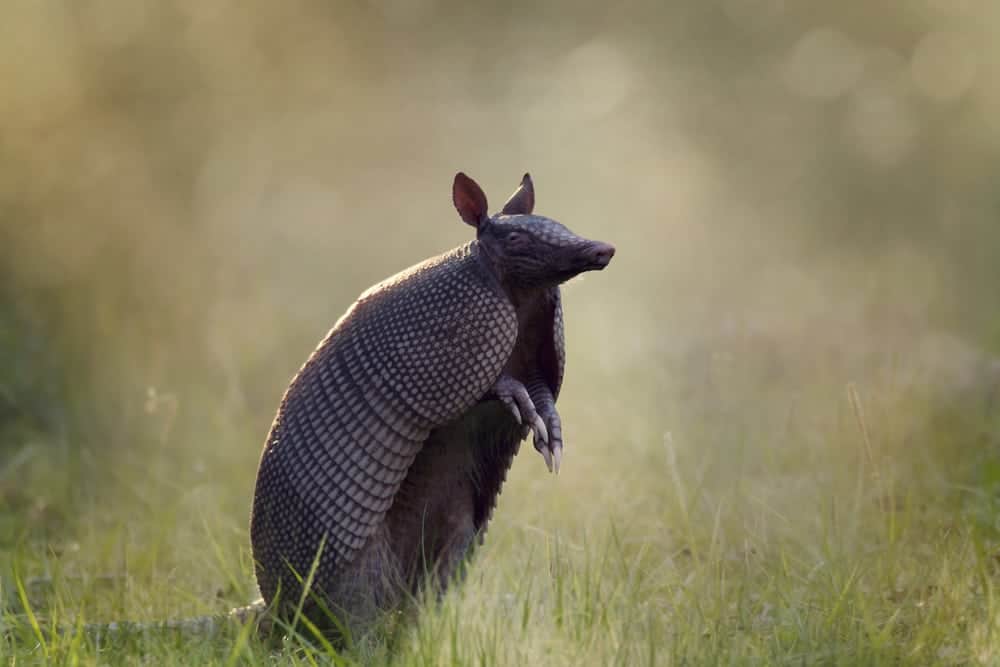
249,173,613,639
251,243,517,630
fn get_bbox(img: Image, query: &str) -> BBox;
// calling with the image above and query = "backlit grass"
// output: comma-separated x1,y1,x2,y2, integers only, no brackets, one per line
3,343,999,665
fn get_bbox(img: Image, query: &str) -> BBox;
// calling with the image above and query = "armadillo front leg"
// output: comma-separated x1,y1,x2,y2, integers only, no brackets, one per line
491,374,549,448
491,374,561,473
526,377,562,473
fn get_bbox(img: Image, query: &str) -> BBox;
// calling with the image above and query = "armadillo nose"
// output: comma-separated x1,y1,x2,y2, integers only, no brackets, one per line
590,242,616,268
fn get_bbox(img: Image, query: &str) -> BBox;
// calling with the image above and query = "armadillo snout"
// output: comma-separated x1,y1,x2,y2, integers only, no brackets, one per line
585,242,616,269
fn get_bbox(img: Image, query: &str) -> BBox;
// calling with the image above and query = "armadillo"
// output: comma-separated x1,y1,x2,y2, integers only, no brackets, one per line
249,172,615,637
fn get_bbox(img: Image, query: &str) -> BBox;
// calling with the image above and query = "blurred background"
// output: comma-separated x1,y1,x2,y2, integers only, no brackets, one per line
2,0,1000,623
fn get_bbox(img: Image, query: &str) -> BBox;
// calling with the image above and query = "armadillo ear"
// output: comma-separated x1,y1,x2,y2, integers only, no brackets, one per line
500,173,535,216
453,173,489,228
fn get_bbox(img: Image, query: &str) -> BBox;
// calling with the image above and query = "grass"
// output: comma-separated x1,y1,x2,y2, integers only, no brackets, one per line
2,333,1000,666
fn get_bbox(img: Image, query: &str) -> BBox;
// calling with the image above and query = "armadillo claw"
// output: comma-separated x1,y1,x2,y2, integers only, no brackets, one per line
503,399,522,425
532,414,548,446
492,375,537,436
535,410,563,475
533,430,556,474
530,414,552,472
540,446,554,473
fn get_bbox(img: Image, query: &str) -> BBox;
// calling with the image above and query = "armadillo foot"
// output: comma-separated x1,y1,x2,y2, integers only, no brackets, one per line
491,374,541,442
534,407,563,475
492,374,563,473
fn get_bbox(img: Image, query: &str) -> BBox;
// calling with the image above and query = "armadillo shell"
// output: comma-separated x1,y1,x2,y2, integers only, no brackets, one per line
250,242,518,610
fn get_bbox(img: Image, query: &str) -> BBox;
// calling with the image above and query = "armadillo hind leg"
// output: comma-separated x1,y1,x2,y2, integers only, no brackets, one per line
315,523,408,641
433,524,477,598
386,418,478,596
251,461,406,641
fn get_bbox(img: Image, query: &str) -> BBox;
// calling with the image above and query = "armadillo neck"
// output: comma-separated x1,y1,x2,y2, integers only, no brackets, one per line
471,239,507,299
471,239,548,315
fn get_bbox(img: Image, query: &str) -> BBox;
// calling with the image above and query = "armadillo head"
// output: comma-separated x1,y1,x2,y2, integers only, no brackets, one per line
453,172,615,289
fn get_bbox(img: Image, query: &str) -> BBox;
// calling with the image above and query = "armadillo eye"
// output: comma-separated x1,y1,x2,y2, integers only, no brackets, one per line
507,232,521,243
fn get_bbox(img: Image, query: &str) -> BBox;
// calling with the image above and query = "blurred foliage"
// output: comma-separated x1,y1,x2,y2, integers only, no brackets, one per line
3,1,1000,363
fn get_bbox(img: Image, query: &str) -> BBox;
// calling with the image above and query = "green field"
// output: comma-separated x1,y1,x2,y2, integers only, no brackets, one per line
4,1,1000,664
4,307,1000,664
